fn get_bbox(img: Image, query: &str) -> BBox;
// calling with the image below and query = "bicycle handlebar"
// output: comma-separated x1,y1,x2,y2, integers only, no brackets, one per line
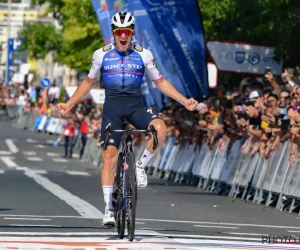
103,122,159,151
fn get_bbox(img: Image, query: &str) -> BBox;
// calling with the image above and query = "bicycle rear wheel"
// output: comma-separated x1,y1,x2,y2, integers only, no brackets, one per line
114,152,126,239
126,152,137,241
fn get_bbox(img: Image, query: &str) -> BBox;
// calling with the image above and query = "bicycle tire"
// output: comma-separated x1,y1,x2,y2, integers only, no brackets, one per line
126,152,137,241
114,152,126,239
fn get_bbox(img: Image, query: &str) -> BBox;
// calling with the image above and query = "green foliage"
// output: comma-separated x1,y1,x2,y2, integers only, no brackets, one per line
18,0,104,73
199,0,300,68
19,22,62,59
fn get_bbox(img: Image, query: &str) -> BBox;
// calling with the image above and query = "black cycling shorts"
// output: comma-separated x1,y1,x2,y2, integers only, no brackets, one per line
100,96,162,149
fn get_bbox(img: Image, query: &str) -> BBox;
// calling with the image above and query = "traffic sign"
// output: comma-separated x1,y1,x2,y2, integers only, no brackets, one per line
40,77,51,88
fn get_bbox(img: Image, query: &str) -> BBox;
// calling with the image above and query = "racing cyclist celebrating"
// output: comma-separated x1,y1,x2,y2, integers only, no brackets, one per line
57,12,198,226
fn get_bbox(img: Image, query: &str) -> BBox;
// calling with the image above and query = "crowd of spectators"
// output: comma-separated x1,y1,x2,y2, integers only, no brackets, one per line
157,69,300,168
1,68,300,167
0,80,103,159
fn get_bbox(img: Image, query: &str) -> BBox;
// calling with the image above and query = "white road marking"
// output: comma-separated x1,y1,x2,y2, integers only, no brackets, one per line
66,171,90,176
47,152,60,157
26,157,42,161
23,151,37,156
5,139,18,153
0,214,83,218
46,140,55,144
0,170,4,174
8,224,61,227
0,156,17,168
31,170,48,174
26,139,38,143
35,145,47,148
72,153,79,158
24,169,103,219
52,158,68,162
136,218,300,229
194,225,239,229
15,166,29,171
4,218,51,221
0,230,161,236
0,234,262,242
0,151,11,155
224,232,266,236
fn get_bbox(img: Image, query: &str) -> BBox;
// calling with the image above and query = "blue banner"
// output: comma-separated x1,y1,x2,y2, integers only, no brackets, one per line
90,0,113,45
140,0,209,99
128,0,187,106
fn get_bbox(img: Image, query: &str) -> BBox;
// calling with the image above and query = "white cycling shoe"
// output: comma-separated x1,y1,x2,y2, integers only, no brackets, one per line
103,209,115,227
136,165,148,188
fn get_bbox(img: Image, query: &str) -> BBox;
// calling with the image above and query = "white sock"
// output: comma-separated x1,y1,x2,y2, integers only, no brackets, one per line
102,185,114,210
137,148,154,169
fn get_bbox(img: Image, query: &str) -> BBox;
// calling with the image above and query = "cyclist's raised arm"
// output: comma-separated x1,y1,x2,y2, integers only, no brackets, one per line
66,49,102,108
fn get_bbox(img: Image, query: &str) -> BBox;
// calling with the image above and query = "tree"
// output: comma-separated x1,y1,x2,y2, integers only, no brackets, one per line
199,0,300,68
19,22,61,59
18,0,104,72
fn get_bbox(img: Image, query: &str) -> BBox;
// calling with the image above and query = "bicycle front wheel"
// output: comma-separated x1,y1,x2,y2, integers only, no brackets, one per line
114,152,125,239
126,152,137,241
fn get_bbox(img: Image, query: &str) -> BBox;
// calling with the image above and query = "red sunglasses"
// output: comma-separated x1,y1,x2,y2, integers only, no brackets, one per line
113,28,134,36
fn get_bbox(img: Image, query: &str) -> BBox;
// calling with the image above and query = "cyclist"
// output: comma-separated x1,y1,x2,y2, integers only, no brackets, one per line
57,12,198,226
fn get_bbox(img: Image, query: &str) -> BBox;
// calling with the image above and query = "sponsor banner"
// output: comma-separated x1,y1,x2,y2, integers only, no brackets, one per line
65,86,92,100
89,88,106,104
129,0,187,107
207,41,283,75
90,0,113,45
141,0,209,99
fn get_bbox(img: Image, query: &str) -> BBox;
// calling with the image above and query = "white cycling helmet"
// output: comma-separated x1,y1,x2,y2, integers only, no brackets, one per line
111,12,135,29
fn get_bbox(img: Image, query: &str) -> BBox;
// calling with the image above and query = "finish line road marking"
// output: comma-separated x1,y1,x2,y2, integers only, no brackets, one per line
1,237,300,249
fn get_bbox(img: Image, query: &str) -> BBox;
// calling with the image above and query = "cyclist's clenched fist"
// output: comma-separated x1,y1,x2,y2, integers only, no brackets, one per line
56,103,73,116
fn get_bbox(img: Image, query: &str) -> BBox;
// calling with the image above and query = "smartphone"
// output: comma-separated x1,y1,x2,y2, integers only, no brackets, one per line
280,108,287,115
281,119,290,131
265,67,271,74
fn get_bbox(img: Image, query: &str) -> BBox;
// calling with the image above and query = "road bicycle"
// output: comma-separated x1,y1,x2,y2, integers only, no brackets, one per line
103,119,159,241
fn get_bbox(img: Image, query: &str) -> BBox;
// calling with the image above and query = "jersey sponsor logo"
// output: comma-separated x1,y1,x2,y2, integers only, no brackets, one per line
103,64,143,70
133,44,143,52
110,52,116,57
103,44,112,52
106,73,140,78
124,56,141,61
104,57,120,61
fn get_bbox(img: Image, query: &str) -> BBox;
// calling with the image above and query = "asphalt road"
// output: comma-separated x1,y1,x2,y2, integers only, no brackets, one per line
0,119,300,249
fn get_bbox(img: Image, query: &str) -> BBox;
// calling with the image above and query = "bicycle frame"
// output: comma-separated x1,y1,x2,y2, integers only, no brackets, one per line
102,119,159,240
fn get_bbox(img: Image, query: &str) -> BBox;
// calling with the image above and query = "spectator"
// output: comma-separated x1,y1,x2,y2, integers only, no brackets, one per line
48,83,60,105
79,115,90,159
64,114,75,158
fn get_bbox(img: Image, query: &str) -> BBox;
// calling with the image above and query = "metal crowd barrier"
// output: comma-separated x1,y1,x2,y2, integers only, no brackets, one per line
16,113,66,135
5,105,19,119
14,113,300,216
80,135,300,215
